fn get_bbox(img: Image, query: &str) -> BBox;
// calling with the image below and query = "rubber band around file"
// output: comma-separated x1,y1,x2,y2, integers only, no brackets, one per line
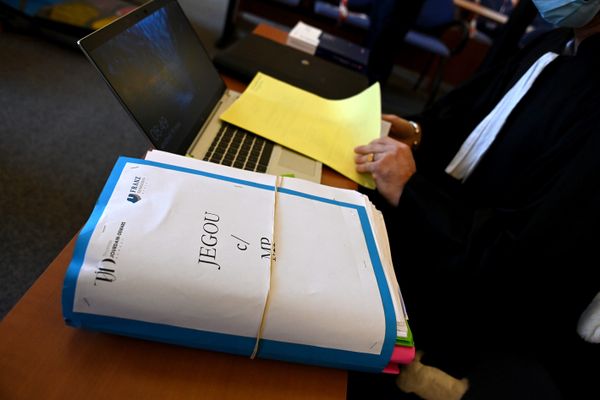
250,175,283,359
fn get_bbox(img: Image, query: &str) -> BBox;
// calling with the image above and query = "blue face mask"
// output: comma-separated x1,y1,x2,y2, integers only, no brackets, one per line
532,0,600,28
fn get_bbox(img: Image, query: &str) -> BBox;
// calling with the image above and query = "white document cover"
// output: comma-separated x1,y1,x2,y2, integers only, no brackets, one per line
62,155,398,372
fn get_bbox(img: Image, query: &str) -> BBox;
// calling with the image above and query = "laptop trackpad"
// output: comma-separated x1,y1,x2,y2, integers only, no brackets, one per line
269,147,321,182
279,149,318,174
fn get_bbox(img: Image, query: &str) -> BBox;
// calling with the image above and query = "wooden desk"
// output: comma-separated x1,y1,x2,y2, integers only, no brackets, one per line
454,0,509,25
0,235,347,400
0,24,352,400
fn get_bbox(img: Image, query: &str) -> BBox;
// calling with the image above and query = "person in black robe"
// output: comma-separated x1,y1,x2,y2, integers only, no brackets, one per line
364,0,426,85
350,3,600,399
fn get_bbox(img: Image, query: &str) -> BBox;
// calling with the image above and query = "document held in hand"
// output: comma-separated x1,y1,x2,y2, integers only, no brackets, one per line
62,151,412,372
219,72,381,189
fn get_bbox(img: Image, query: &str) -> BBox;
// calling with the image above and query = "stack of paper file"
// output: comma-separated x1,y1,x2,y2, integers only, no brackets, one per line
62,151,414,373
286,21,322,55
287,21,370,73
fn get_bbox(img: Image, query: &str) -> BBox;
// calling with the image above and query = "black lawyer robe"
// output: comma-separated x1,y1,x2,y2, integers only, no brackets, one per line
368,28,600,398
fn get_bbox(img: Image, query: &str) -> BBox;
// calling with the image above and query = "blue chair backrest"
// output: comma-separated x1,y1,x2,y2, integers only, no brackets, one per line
415,0,455,29
314,0,456,31
347,0,372,9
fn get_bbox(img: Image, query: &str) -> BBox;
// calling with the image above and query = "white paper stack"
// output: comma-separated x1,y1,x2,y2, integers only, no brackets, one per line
286,21,322,55
61,151,410,373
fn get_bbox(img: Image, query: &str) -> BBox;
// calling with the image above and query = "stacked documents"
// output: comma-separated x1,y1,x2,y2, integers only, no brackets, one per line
287,21,322,54
62,151,414,373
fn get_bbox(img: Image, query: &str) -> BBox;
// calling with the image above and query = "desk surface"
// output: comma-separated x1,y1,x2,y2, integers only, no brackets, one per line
0,24,351,400
0,236,346,400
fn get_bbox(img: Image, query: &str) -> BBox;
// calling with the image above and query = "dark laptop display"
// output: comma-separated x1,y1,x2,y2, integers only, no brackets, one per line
78,0,323,183
79,0,224,153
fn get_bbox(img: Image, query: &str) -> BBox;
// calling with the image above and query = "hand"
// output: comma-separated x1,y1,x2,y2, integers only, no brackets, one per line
382,114,419,148
355,136,416,206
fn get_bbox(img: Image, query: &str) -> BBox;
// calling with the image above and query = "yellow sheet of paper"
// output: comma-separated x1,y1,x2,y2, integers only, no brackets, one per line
220,73,380,188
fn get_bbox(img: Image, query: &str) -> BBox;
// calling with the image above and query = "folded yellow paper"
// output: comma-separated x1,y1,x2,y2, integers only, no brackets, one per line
220,72,381,188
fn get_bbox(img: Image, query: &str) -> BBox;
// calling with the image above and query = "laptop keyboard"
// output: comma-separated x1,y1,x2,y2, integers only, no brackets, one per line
203,123,274,173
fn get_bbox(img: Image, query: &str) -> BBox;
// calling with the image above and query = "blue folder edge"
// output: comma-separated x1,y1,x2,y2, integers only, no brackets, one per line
62,156,396,373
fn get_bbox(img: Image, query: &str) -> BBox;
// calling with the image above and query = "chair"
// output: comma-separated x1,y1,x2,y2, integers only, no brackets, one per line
455,0,555,72
313,0,469,106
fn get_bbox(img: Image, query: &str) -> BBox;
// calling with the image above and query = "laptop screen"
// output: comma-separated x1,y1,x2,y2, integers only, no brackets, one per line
79,0,225,153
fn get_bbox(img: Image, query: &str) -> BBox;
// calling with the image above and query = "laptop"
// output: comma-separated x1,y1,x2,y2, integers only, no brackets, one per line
77,0,322,183
213,34,370,100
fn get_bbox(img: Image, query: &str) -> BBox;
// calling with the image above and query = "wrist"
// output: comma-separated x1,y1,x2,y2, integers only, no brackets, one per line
407,120,422,150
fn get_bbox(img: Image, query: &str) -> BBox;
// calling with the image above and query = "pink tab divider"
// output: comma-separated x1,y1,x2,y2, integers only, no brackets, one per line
382,346,416,374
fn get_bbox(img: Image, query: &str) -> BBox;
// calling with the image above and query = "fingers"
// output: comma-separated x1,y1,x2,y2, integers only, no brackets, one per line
354,152,374,164
355,137,403,170
382,114,401,123
355,152,381,173
354,137,396,155
356,160,375,174
354,143,380,155
355,151,385,173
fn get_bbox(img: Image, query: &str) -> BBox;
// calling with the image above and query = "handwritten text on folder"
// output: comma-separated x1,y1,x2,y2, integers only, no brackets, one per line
219,73,381,188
